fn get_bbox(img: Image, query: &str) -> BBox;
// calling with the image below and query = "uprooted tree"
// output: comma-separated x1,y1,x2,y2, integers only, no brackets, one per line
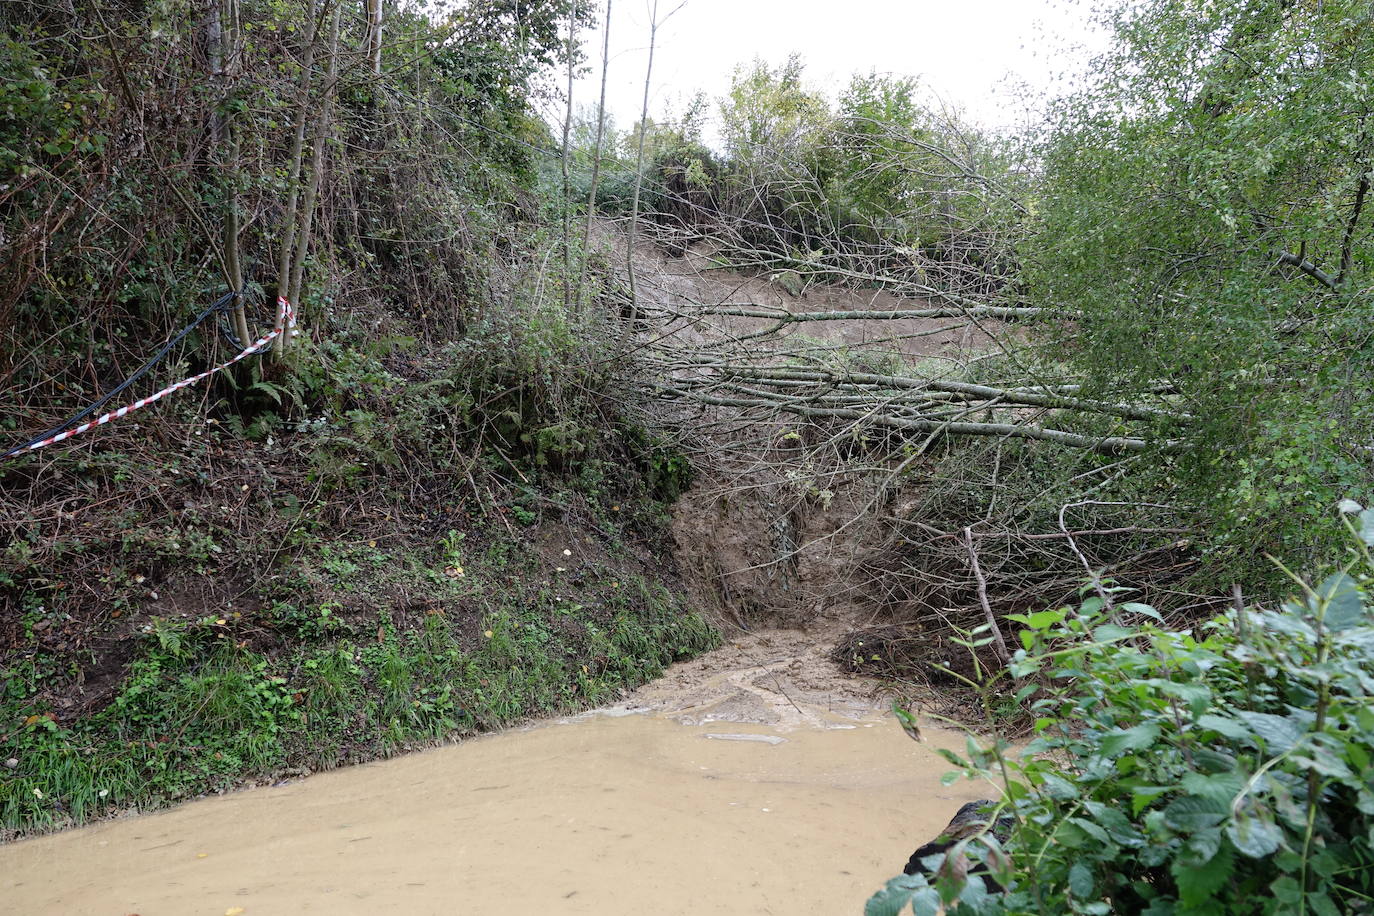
566,1,1374,615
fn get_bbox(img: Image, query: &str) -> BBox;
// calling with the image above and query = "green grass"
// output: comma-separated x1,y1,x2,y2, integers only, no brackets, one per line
0,540,718,836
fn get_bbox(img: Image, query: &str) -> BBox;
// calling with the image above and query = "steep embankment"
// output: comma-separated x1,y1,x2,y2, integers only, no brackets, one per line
0,323,721,838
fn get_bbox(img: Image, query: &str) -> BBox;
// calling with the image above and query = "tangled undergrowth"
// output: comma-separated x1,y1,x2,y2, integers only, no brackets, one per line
0,284,716,838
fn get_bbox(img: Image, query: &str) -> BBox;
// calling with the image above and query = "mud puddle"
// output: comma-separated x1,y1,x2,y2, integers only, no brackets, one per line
0,630,994,916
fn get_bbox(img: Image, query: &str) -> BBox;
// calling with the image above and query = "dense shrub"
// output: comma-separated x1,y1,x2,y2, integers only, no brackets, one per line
868,508,1374,915
1029,0,1374,588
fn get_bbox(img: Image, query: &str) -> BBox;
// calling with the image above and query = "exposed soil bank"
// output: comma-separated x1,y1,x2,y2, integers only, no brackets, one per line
0,636,991,916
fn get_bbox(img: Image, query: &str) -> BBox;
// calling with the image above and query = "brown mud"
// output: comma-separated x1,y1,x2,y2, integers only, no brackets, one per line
0,632,994,916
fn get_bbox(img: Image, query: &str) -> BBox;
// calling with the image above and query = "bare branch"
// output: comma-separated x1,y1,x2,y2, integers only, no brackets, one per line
1276,249,1338,290
698,305,1048,321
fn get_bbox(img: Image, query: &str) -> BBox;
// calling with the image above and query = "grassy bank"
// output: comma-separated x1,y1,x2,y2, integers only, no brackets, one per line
0,291,719,837
1,459,717,836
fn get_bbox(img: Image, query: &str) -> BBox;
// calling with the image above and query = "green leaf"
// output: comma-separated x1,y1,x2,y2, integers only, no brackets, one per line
1041,771,1079,800
1227,810,1283,858
1025,608,1068,630
933,748,967,768
1358,508,1374,547
1235,711,1304,753
1196,713,1248,740
1099,722,1160,756
1291,744,1352,780
864,877,916,916
1131,786,1173,816
1083,801,1144,845
1307,891,1342,916
1069,861,1095,898
1068,816,1111,846
1314,572,1364,631
1271,875,1303,906
1120,601,1163,621
1092,624,1134,642
1163,794,1227,832
910,890,942,916
957,875,990,910
1053,819,1091,849
1155,680,1211,716
1180,771,1244,807
250,380,284,406
1172,838,1233,906
864,876,939,916
1183,827,1222,863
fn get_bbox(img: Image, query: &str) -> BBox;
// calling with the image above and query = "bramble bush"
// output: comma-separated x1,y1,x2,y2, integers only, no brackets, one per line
869,507,1374,915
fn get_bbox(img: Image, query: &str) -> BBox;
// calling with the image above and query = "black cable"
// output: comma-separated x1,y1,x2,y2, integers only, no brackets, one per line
2,290,241,460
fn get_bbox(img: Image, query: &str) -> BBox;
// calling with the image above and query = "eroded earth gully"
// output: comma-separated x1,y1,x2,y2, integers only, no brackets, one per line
0,628,990,915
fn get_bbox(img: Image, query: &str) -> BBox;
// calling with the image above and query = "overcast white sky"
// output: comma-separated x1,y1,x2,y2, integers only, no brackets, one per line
565,0,1109,138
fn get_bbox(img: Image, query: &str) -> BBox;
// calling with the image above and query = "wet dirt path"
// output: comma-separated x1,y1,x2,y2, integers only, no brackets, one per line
0,630,994,916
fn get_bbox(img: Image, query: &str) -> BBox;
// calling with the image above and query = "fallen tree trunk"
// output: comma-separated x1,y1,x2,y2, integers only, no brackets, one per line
667,363,1190,424
657,385,1180,455
698,305,1047,321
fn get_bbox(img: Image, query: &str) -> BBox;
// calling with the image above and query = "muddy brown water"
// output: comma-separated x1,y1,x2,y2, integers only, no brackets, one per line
0,632,996,916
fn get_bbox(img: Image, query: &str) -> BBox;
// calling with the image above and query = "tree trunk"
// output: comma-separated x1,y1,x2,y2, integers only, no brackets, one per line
216,0,251,347
365,0,383,76
626,1,665,321
577,0,612,306
287,1,343,326
1339,122,1370,286
273,0,323,357
560,1,577,314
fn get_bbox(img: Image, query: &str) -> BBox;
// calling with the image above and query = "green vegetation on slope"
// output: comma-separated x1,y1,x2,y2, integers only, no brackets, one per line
0,0,716,837
2,528,715,834
869,514,1374,916
1028,0,1374,586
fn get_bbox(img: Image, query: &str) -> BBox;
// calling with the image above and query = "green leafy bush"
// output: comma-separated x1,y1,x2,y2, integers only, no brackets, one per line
1028,0,1374,588
869,511,1374,915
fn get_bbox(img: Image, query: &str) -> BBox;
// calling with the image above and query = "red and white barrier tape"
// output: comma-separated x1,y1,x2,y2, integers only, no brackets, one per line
12,298,296,457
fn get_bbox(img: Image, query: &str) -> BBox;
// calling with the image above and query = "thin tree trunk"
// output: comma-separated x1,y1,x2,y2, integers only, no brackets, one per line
364,0,383,75
1339,124,1370,286
286,1,342,331
206,0,224,141
224,152,248,346
626,2,671,321
560,1,577,315
577,0,612,306
273,0,323,356
205,0,246,342
216,0,250,346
